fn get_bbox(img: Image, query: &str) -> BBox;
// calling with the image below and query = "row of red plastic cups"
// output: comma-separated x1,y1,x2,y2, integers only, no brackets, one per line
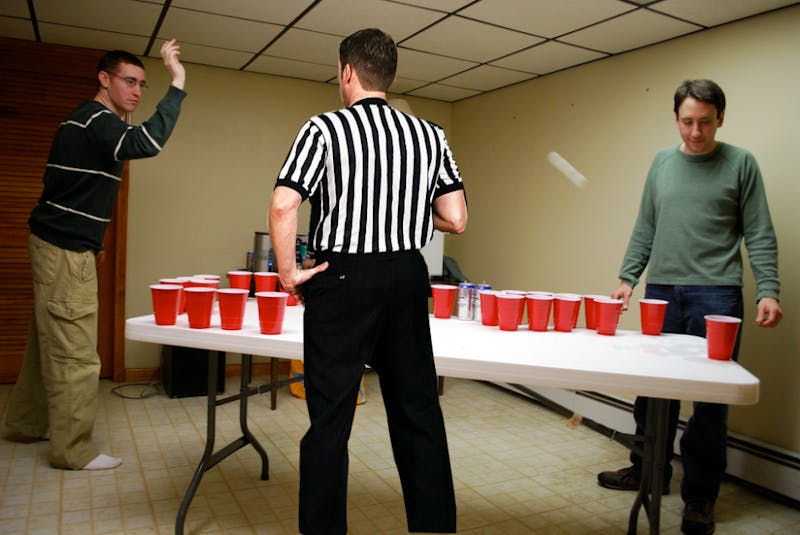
477,292,627,335
149,272,292,333
153,272,296,312
471,291,740,359
150,284,290,334
431,285,668,336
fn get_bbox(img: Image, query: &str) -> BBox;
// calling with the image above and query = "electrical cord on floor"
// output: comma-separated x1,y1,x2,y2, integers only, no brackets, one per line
110,368,163,399
110,382,163,399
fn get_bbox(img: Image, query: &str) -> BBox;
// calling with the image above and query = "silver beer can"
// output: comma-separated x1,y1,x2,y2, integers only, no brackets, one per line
474,284,492,322
457,283,475,320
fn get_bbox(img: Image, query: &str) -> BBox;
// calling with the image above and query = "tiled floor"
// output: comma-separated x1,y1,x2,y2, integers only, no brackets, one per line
1,373,798,534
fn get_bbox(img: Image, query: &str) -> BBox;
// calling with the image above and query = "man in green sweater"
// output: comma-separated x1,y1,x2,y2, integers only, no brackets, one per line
3,39,187,470
597,79,782,534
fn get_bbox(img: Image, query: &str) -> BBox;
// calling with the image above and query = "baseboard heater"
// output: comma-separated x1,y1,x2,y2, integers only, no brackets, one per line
491,382,800,508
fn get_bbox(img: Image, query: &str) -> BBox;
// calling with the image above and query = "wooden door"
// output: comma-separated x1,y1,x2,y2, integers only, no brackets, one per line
0,37,127,382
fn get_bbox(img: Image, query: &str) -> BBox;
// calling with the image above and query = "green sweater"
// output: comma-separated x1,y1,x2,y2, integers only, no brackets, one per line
29,85,186,252
619,142,779,301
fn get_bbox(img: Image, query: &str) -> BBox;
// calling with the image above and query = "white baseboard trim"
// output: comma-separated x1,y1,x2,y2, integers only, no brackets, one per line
495,383,800,504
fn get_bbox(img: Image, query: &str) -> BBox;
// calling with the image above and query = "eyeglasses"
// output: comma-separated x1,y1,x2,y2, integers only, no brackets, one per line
104,71,148,90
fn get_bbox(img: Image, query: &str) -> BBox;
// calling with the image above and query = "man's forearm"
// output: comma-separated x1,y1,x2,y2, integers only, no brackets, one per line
268,187,304,289
269,209,298,279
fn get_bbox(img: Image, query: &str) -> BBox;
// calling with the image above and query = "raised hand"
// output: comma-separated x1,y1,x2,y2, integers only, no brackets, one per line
160,38,185,90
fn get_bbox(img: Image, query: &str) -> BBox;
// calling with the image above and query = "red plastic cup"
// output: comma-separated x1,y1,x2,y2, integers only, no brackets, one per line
150,284,182,326
254,271,279,293
497,293,524,331
188,277,219,306
160,277,190,314
560,293,582,328
256,291,288,335
583,294,606,330
283,291,298,306
218,288,249,330
527,294,553,331
640,299,669,335
188,277,218,289
184,287,216,329
503,290,528,324
479,290,499,326
553,294,581,332
227,270,253,291
595,297,624,335
705,315,741,360
431,284,457,319
527,291,553,297
192,274,220,281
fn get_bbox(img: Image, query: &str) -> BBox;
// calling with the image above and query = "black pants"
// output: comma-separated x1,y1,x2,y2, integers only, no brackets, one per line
299,250,456,535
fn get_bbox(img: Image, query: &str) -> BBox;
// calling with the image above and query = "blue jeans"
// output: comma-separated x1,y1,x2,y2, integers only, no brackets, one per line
629,284,743,504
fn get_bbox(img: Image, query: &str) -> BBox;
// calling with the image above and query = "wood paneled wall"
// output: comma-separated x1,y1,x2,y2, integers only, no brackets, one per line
0,37,126,382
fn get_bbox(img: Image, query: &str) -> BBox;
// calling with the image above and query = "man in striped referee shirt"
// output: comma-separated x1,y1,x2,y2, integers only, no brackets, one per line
4,40,186,471
270,28,467,535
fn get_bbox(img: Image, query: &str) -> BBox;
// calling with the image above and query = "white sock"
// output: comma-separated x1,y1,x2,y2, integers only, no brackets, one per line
82,454,122,470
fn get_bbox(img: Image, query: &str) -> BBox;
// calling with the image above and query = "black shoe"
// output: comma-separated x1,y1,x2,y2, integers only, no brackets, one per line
681,501,715,534
597,466,670,494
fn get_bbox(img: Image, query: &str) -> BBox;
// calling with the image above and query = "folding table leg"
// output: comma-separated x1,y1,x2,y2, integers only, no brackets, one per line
240,354,270,479
176,350,221,535
270,357,278,409
628,397,670,535
175,352,271,534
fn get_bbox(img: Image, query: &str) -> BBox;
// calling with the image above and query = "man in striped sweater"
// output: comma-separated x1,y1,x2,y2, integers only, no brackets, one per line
3,39,186,470
270,28,467,535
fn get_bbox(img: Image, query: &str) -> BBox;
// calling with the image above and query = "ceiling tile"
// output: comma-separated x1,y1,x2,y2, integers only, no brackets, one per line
38,22,150,53
458,0,634,38
439,64,534,91
296,0,445,41
1,0,29,17
560,8,702,53
33,0,162,35
402,15,543,62
389,76,429,93
385,0,474,13
649,0,798,27
396,47,477,81
265,28,342,65
491,40,606,74
159,7,283,53
171,0,312,25
0,0,793,104
408,83,481,102
0,16,36,40
245,55,338,82
147,40,255,70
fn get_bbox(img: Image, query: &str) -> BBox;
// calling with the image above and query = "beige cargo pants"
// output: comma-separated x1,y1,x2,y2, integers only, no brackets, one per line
4,234,101,469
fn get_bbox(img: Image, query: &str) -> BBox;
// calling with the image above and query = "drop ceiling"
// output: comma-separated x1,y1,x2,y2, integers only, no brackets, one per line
1,0,797,102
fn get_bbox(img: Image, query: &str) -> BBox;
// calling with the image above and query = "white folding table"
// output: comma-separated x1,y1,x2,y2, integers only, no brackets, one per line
126,299,759,535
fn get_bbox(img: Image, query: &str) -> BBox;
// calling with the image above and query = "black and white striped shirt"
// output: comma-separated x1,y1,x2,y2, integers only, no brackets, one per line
276,98,464,254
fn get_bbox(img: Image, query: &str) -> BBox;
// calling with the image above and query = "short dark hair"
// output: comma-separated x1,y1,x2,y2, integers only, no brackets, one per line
673,79,726,118
96,50,144,76
339,28,397,92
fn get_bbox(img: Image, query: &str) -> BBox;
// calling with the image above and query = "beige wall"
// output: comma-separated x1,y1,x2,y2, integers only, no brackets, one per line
447,6,800,452
125,6,798,453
